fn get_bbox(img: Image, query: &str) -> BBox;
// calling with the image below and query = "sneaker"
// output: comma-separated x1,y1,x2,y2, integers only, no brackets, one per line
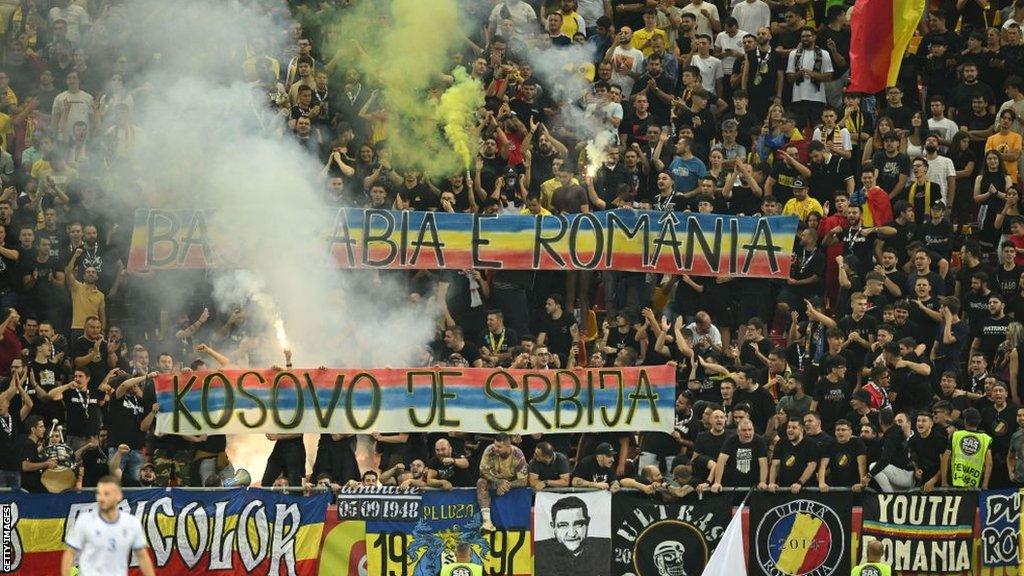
481,520,496,533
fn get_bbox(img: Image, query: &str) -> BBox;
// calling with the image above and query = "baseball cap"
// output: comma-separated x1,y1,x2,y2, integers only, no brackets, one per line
595,442,617,457
792,178,807,189
931,199,946,210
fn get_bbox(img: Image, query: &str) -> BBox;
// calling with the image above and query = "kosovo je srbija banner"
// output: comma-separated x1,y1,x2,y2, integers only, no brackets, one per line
154,366,676,435
128,208,798,278
610,492,733,576
338,487,533,576
860,493,975,572
980,489,1020,567
0,488,329,576
748,491,853,576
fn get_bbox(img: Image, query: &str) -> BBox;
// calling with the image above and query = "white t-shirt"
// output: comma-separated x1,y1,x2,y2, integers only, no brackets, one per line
925,154,956,200
65,509,147,576
691,54,725,94
927,117,959,144
488,1,538,37
611,45,644,97
786,48,833,104
714,30,748,73
732,0,771,37
680,1,721,36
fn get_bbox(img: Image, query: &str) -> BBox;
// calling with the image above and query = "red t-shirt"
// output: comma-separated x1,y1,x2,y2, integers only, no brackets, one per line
0,328,22,377
1010,233,1024,266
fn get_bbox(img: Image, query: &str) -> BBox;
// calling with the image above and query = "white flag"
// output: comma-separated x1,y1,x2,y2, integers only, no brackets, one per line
702,502,747,576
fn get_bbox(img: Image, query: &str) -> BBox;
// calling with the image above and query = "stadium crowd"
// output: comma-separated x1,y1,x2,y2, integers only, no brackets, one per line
0,0,1022,507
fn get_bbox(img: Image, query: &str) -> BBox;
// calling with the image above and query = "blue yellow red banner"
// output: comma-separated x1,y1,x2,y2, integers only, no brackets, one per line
127,208,798,278
154,366,676,435
861,493,975,573
748,492,852,576
0,488,328,576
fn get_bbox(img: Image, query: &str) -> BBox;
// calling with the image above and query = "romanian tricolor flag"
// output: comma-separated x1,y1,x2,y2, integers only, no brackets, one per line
0,488,329,576
848,0,925,93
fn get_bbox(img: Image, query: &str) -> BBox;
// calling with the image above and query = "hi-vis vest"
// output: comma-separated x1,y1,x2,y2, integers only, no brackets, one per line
950,429,991,487
851,561,893,576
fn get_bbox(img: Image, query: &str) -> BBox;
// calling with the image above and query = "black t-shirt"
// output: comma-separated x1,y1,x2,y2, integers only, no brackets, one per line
427,454,474,487
908,429,947,480
982,403,1019,456
106,391,146,450
733,386,776,434
719,434,767,487
693,429,734,460
446,341,482,366
572,454,617,484
65,386,102,438
919,219,954,259
773,437,819,486
825,437,865,487
872,151,910,194
0,414,21,471
21,438,45,493
539,312,576,358
79,443,109,488
977,314,1010,360
0,247,20,291
398,183,440,212
71,337,110,389
813,377,851,431
838,314,877,361
964,290,992,336
528,451,571,482
891,355,933,413
994,265,1023,298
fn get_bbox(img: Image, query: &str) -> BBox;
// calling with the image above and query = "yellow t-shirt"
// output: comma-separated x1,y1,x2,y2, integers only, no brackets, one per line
782,197,823,221
987,131,1023,181
70,280,105,330
520,206,552,216
632,27,669,57
559,10,583,38
0,113,13,151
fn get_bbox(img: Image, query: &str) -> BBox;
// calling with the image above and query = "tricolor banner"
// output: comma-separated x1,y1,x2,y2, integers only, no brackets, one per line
127,208,798,278
0,488,329,576
154,366,676,435
848,0,925,93
748,492,852,576
861,493,975,572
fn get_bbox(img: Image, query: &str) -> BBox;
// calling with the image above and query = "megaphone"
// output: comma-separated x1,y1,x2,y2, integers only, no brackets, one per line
222,468,252,488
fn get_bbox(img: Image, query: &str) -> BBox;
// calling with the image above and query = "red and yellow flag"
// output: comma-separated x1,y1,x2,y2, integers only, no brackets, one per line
848,0,925,93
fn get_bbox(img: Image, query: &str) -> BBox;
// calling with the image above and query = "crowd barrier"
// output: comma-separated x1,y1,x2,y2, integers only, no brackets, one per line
1,486,1020,575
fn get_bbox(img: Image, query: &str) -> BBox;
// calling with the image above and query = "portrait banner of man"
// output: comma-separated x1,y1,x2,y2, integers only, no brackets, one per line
534,491,612,576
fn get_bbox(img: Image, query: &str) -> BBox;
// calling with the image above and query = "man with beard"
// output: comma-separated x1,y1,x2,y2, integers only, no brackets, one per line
769,417,818,493
426,437,472,488
981,382,1018,487
529,441,572,490
61,476,156,576
477,433,529,532
535,496,609,576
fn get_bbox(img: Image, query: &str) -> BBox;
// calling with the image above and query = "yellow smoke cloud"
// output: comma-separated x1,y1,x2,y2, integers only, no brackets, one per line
438,68,484,170
311,0,479,174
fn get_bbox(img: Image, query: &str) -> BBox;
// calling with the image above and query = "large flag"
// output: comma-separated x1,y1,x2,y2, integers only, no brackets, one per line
701,502,746,576
848,0,925,93
748,492,853,576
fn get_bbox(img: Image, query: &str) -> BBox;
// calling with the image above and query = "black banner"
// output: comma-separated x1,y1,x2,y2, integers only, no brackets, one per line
611,493,732,576
336,485,421,522
861,493,976,572
748,492,853,576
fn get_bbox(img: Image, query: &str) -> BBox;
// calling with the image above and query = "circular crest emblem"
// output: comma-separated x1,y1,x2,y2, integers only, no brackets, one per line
960,435,980,456
632,519,708,576
754,500,845,576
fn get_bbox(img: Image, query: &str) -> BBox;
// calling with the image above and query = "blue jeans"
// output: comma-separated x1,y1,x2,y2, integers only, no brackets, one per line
108,447,145,482
0,469,20,490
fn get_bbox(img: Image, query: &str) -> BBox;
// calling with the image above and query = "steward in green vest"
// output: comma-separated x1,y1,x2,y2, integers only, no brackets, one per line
941,407,993,489
440,543,483,576
852,541,893,576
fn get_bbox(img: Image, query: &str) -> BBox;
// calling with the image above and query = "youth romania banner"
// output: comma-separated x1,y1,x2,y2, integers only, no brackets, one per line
0,488,329,576
341,487,532,576
127,208,798,278
748,491,852,576
154,366,676,435
848,0,925,92
861,493,975,572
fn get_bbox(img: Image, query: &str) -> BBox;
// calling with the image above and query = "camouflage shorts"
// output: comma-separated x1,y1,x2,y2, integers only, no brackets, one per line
152,449,194,487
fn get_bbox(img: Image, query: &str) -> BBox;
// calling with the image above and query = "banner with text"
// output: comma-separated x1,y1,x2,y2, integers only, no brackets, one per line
748,491,853,576
861,493,975,573
155,366,676,435
611,492,732,576
128,209,798,277
0,488,328,576
339,487,532,576
981,489,1021,567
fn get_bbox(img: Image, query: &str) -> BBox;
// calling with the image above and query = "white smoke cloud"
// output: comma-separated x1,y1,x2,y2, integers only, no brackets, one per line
99,0,438,481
